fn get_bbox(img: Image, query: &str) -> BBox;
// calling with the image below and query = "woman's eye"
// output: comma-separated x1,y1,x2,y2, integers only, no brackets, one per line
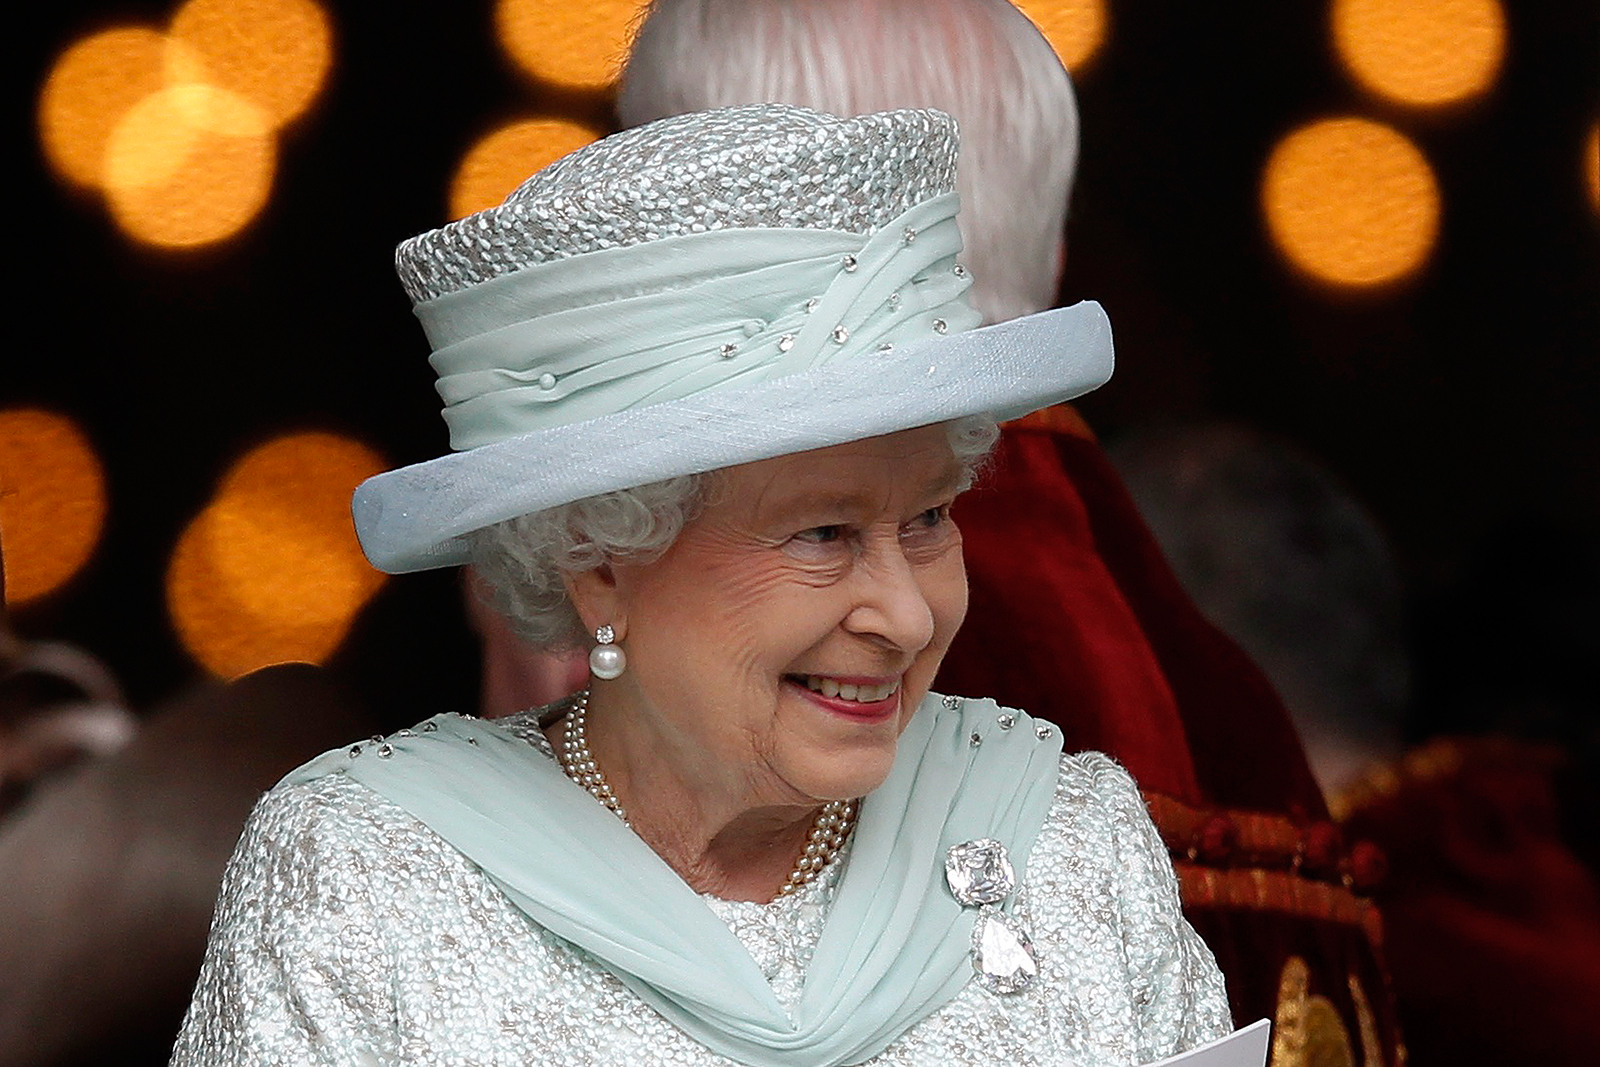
794,524,845,545
899,505,955,549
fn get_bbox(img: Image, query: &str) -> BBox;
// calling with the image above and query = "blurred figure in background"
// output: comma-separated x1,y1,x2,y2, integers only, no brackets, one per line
1,530,379,1067
466,566,587,713
596,2,1403,1063
1108,421,1411,799
1347,520,1600,1066
1112,424,1600,1065
1,597,135,820
621,0,1073,328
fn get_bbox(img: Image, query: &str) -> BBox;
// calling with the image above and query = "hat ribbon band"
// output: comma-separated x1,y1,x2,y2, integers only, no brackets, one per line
424,193,977,452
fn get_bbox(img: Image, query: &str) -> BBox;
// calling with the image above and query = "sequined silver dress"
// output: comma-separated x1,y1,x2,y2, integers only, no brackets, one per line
170,709,1230,1066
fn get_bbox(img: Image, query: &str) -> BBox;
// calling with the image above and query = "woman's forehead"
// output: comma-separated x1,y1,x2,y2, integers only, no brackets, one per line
726,428,963,519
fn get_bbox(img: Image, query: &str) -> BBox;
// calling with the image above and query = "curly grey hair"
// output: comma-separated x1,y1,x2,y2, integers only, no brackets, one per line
468,416,1000,650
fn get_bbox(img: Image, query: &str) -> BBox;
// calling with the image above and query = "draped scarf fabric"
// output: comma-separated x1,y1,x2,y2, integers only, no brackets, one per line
281,693,1063,1065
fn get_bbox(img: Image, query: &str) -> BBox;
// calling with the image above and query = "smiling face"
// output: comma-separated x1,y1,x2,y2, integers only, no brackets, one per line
579,424,969,814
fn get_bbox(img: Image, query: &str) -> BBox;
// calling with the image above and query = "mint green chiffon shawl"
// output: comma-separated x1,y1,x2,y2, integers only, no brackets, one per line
281,693,1063,1065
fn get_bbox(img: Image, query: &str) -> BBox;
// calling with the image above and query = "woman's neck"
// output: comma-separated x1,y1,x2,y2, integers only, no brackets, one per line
546,708,821,902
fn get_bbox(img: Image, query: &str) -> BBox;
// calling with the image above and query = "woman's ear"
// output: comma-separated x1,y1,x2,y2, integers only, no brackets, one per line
562,563,625,640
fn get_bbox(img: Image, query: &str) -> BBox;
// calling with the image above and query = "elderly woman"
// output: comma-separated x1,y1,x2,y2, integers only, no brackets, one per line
171,106,1237,1066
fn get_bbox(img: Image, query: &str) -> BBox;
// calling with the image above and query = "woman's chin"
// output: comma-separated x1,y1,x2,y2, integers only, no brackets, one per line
793,761,895,805
772,715,895,800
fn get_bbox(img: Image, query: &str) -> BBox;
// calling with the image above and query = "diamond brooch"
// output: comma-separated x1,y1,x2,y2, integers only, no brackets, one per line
946,838,1015,906
946,838,1039,994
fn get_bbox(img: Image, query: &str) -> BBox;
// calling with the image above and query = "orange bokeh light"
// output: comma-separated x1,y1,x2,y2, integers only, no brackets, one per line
167,432,387,678
37,0,330,249
169,0,334,129
167,508,359,678
105,87,277,249
0,409,108,605
449,118,603,220
37,28,175,189
1015,0,1109,75
495,0,644,90
1586,122,1599,215
103,83,271,192
1263,117,1441,288
1332,0,1504,107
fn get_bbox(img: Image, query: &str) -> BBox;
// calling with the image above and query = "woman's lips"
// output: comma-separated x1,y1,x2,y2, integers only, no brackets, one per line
784,674,900,721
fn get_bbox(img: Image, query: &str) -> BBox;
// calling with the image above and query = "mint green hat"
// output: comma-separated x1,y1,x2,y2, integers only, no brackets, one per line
353,104,1113,574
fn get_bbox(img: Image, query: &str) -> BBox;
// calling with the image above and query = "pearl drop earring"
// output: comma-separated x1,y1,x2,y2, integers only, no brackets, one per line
589,624,626,680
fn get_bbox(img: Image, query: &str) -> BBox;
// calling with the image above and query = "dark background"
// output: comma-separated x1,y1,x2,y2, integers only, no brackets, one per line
9,0,1599,726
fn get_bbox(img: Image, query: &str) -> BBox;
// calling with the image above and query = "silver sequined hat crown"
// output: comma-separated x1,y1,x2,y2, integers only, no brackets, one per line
354,104,1114,573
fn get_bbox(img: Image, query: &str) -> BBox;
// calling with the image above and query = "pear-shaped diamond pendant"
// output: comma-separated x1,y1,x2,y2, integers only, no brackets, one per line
971,908,1039,994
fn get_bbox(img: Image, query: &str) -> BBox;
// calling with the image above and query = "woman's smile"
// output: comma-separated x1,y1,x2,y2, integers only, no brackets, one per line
784,673,902,721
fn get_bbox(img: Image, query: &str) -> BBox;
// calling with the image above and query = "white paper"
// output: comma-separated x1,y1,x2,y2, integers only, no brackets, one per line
1140,1019,1271,1067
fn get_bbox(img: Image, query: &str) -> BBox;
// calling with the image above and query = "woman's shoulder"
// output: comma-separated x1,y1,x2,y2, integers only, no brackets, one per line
1054,748,1143,806
257,707,553,823
240,710,554,879
236,762,438,898
249,762,401,838
1036,748,1151,848
1026,743,1181,908
934,693,1153,860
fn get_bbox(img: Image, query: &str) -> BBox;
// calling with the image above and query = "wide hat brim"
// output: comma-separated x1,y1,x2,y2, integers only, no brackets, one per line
352,300,1112,574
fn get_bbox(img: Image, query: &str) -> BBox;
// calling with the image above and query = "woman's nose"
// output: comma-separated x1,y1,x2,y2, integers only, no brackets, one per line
844,542,937,653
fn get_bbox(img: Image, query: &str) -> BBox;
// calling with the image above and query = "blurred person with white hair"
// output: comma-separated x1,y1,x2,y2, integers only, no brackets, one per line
620,0,1078,327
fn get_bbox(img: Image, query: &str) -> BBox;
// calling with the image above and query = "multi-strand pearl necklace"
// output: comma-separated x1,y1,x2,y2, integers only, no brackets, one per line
559,690,630,824
558,690,857,897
